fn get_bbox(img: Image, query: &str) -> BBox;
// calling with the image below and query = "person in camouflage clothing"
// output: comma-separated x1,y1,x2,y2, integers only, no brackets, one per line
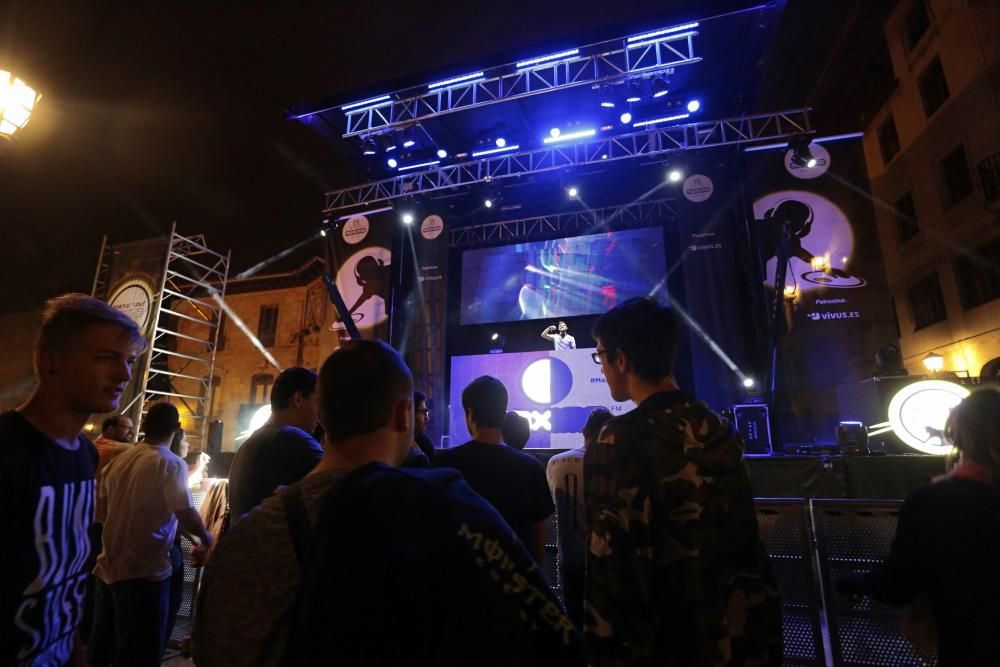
585,297,782,666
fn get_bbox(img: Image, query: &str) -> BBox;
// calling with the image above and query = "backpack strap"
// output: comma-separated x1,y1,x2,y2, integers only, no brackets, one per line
283,482,312,569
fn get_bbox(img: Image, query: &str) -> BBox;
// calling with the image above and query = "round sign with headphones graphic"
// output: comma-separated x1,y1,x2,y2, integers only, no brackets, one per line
329,246,392,330
753,190,866,293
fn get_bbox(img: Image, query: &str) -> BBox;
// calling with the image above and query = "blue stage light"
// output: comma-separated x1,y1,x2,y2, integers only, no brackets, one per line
397,160,440,171
385,145,397,152
600,101,615,108
567,187,579,198
386,158,398,168
436,148,448,158
543,128,596,144
515,48,580,69
687,99,701,112
340,94,392,111
550,128,561,138
632,112,689,128
627,22,700,48
484,198,494,208
401,213,414,224
427,71,485,90
402,139,415,148
620,111,633,124
496,137,506,148
651,77,669,98
471,144,519,157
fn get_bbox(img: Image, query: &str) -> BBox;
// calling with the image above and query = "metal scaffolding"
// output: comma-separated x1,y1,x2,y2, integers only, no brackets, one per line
449,198,678,248
323,108,811,213
321,26,702,137
139,226,231,449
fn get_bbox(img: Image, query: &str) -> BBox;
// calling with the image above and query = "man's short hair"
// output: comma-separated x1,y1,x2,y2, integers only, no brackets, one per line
592,297,680,382
37,293,145,357
462,376,508,429
101,416,121,433
582,407,613,444
501,411,530,449
271,367,319,410
143,402,180,442
318,340,413,442
413,390,426,405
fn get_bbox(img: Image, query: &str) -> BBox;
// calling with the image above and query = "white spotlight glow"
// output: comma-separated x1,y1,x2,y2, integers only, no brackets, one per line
495,137,506,148
401,213,415,224
549,128,561,138
667,169,683,183
620,111,632,124
484,199,494,208
386,157,398,168
567,187,579,198
687,99,701,113
742,377,755,388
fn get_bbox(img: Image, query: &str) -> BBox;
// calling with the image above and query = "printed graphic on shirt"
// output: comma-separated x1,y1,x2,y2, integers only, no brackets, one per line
13,480,94,666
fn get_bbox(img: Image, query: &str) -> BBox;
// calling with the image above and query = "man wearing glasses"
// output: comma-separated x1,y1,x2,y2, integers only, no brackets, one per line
585,297,782,667
413,390,434,462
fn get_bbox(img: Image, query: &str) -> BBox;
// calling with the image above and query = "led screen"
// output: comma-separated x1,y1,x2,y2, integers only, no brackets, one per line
460,227,666,325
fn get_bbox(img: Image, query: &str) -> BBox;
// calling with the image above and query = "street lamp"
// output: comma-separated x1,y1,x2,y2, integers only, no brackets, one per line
0,71,41,140
923,352,944,374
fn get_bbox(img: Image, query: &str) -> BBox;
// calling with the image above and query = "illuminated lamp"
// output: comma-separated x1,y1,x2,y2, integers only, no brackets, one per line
886,379,969,455
0,71,40,140
923,352,944,373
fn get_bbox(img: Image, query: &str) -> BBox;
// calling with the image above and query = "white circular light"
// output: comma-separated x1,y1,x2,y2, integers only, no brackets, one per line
436,148,447,158
248,405,271,434
402,213,415,224
667,169,683,183
568,187,578,198
496,137,506,148
742,377,755,388
887,380,969,455
522,359,552,404
387,158,398,168
687,99,701,113
550,128,560,138
620,112,632,124
484,199,493,208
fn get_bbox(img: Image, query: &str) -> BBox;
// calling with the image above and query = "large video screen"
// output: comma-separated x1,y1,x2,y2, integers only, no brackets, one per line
460,227,666,325
448,349,634,449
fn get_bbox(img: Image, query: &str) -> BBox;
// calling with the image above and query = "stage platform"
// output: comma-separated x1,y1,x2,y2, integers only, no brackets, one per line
528,451,947,500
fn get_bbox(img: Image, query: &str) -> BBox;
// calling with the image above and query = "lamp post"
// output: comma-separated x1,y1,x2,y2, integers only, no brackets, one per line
0,70,41,140
923,352,944,374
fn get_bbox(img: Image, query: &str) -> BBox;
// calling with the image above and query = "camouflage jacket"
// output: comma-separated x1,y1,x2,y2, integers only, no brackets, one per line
584,391,782,667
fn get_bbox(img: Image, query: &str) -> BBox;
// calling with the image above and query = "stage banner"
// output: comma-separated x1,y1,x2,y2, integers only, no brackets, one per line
743,139,897,444
396,213,449,448
93,236,170,426
449,349,635,449
328,210,395,342
671,164,750,413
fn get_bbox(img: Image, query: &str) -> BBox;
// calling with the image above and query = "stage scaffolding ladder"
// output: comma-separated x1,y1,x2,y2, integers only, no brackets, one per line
138,225,231,450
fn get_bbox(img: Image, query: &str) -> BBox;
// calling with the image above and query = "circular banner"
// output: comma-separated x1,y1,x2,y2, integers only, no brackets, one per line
108,279,153,331
421,215,444,240
342,215,370,245
682,174,714,203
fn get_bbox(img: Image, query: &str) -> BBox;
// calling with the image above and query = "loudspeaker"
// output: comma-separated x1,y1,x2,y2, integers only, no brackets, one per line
206,419,223,456
733,403,773,456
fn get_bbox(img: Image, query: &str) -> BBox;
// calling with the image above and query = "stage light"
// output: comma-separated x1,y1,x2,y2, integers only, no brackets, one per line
686,99,701,112
625,82,641,103
742,377,755,388
402,139,415,148
471,144,519,157
401,213,415,224
667,169,683,183
491,333,500,341
340,94,392,112
320,229,327,237
248,405,271,434
627,22,700,44
397,160,440,171
600,100,616,108
788,135,817,169
361,138,377,156
783,285,798,299
379,134,397,152
516,48,580,69
495,137,506,148
923,352,944,373
436,148,448,158
886,379,969,454
0,71,40,139
620,111,633,124
632,112,689,128
543,128,596,144
484,198,494,208
599,88,615,109
386,157,398,168
651,77,669,98
427,71,484,90
550,127,561,138
567,187,579,198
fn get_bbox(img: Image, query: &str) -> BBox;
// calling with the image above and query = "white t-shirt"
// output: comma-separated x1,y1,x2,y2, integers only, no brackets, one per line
545,447,586,566
553,333,576,350
95,443,193,583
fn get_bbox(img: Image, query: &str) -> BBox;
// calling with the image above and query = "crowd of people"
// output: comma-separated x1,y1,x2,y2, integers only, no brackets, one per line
3,291,998,666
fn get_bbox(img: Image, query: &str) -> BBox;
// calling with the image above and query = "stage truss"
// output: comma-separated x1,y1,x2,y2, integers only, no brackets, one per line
449,198,677,248
326,27,702,137
323,108,811,214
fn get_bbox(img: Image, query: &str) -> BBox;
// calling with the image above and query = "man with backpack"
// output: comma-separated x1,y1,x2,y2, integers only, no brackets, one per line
193,340,583,666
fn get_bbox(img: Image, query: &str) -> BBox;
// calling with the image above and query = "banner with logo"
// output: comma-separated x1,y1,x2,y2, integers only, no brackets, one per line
93,236,171,424
396,213,449,448
328,211,395,341
744,139,897,444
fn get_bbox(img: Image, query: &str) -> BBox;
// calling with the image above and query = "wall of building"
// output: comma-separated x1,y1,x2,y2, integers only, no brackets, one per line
0,309,42,410
862,0,1000,376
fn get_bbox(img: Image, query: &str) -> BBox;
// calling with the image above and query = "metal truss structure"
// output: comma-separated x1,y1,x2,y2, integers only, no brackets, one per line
449,198,677,248
335,27,701,137
140,227,230,449
324,108,810,214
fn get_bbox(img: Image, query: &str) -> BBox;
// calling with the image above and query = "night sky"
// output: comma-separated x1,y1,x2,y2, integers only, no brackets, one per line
0,1,876,312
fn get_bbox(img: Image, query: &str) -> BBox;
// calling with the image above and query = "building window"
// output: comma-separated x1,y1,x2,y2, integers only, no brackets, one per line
878,115,901,165
954,239,1000,310
250,374,273,405
918,56,949,117
894,192,920,244
939,144,974,209
258,305,279,348
208,376,222,418
908,272,947,331
903,0,931,51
